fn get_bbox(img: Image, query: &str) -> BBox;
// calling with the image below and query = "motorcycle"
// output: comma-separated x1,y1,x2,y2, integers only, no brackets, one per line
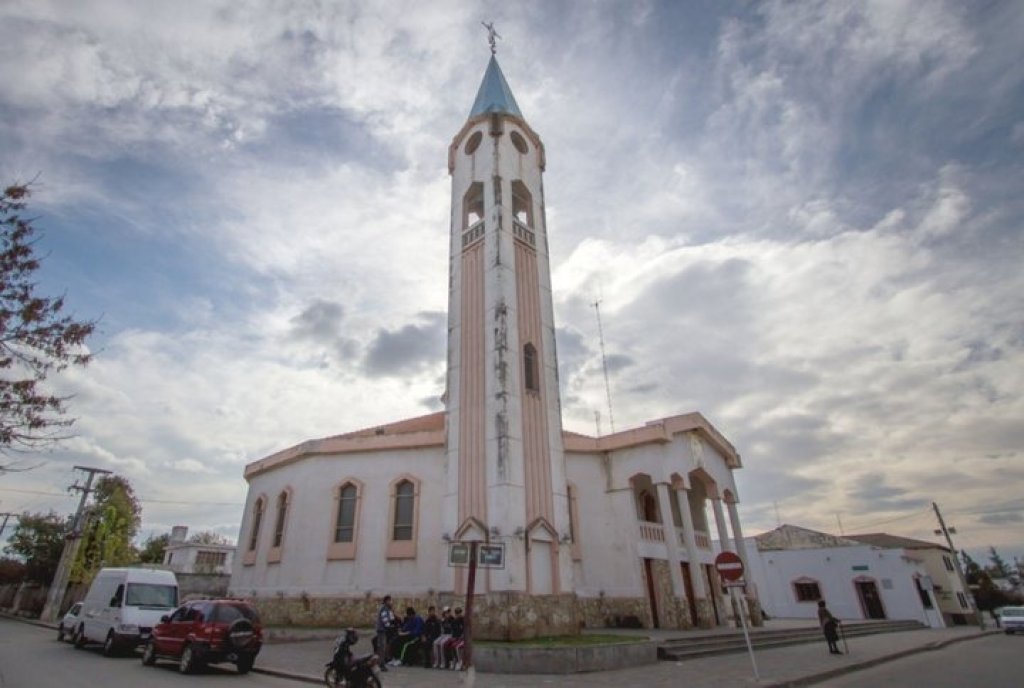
324,628,382,688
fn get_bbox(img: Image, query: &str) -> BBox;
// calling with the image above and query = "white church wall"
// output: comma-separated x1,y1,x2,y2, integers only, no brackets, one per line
744,538,939,627
230,446,446,597
566,452,645,598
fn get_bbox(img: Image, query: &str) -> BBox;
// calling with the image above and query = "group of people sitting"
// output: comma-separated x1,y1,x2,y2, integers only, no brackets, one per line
373,595,467,671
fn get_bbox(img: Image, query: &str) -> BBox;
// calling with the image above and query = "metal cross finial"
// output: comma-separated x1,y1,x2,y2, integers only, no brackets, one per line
481,21,501,55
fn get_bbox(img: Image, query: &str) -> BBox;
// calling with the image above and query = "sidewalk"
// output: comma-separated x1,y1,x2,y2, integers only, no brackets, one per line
256,624,999,687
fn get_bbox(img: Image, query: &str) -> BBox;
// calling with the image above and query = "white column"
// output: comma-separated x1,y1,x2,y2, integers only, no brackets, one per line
656,482,686,598
726,500,751,573
711,497,730,551
676,488,707,597
710,496,732,621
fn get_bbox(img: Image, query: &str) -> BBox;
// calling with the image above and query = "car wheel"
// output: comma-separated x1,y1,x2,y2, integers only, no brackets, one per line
141,641,157,666
227,618,256,649
236,654,255,675
73,626,87,649
103,631,118,657
57,624,65,642
179,643,196,674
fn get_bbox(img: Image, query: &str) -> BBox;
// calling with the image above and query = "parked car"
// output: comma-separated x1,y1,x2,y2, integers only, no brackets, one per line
57,602,83,642
998,606,1024,634
141,599,263,674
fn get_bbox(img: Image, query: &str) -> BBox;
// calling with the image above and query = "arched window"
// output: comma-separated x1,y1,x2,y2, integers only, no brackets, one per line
272,490,289,548
511,180,533,227
637,490,659,523
335,483,358,543
523,342,539,392
387,475,420,559
464,182,484,229
393,480,415,541
248,497,264,552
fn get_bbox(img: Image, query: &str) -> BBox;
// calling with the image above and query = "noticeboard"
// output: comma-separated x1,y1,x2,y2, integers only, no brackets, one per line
448,542,471,567
446,541,506,569
478,543,505,569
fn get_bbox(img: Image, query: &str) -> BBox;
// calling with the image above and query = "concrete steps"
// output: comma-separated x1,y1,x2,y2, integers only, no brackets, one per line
658,620,926,661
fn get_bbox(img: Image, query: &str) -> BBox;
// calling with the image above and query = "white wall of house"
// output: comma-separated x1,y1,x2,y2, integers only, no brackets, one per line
743,538,944,628
164,543,235,575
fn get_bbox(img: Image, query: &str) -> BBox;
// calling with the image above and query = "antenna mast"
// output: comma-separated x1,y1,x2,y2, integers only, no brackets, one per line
592,299,615,434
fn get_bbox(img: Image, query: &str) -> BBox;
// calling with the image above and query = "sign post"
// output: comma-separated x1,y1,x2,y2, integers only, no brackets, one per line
715,551,759,682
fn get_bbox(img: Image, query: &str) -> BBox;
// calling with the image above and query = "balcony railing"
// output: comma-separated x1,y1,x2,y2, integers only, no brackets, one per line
676,527,712,550
638,520,665,543
462,220,484,249
512,219,536,247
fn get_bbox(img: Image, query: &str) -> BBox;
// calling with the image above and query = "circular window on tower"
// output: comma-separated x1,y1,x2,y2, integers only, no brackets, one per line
464,131,483,155
510,130,529,154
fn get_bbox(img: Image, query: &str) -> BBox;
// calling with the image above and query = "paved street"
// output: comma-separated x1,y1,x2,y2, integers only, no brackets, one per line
0,615,1008,688
255,623,1001,688
818,632,1022,687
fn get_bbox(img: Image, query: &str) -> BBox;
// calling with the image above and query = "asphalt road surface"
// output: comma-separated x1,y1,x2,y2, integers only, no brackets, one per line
819,632,1021,688
0,618,296,688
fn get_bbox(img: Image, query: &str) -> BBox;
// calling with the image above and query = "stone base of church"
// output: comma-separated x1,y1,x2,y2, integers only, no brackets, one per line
246,589,752,635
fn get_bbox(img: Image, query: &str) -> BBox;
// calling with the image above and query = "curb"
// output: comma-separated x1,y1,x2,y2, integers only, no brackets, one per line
762,630,1000,688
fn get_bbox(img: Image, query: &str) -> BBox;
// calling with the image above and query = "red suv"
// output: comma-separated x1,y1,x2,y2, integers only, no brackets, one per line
141,599,263,674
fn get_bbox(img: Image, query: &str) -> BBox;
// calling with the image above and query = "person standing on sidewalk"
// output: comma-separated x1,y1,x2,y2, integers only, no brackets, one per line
817,600,842,654
375,595,397,671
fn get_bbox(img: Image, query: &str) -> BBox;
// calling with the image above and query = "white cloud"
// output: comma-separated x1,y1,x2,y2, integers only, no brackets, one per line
1,1,1021,559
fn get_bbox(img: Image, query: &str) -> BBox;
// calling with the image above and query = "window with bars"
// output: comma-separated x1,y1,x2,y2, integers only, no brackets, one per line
793,581,822,602
195,550,227,567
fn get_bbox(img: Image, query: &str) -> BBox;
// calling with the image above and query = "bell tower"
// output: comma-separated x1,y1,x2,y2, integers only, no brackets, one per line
443,41,574,635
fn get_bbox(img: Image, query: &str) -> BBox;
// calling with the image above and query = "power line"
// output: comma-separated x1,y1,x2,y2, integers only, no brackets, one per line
839,507,932,533
0,486,242,506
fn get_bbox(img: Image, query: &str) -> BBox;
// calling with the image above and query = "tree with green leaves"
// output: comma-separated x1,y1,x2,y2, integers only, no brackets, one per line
987,546,1010,579
138,532,170,564
2,510,69,583
70,475,142,583
0,184,95,454
0,556,26,584
188,530,231,546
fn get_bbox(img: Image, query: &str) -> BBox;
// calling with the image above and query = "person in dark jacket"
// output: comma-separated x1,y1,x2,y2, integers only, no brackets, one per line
421,606,442,668
431,607,454,668
817,600,842,654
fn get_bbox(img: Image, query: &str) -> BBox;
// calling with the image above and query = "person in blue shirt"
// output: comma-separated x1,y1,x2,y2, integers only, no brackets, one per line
388,607,424,666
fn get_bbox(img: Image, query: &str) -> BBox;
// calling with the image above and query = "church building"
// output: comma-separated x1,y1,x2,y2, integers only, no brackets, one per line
229,48,759,639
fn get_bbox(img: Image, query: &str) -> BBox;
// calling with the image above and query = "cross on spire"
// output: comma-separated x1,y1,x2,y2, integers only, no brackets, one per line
481,21,500,55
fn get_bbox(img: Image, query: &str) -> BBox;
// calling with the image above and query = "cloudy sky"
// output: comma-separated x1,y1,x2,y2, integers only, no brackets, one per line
0,1,1021,563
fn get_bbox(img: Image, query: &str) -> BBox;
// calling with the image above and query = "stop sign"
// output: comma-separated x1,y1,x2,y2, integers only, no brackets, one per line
715,551,744,581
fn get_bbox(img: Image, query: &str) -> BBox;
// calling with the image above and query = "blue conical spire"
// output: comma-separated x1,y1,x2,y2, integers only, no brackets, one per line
469,55,523,119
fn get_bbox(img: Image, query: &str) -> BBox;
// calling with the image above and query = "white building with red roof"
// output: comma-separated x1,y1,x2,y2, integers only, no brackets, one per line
230,50,756,639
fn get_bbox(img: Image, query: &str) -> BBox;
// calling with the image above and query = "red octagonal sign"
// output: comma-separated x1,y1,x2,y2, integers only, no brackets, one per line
715,551,744,581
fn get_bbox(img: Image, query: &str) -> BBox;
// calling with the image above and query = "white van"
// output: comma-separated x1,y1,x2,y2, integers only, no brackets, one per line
74,567,178,655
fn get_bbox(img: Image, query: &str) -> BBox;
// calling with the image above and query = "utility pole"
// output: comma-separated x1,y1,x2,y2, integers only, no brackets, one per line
0,512,14,538
39,466,111,622
932,501,985,630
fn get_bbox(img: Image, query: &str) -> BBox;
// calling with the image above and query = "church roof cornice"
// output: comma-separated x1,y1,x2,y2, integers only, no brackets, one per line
562,412,742,468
